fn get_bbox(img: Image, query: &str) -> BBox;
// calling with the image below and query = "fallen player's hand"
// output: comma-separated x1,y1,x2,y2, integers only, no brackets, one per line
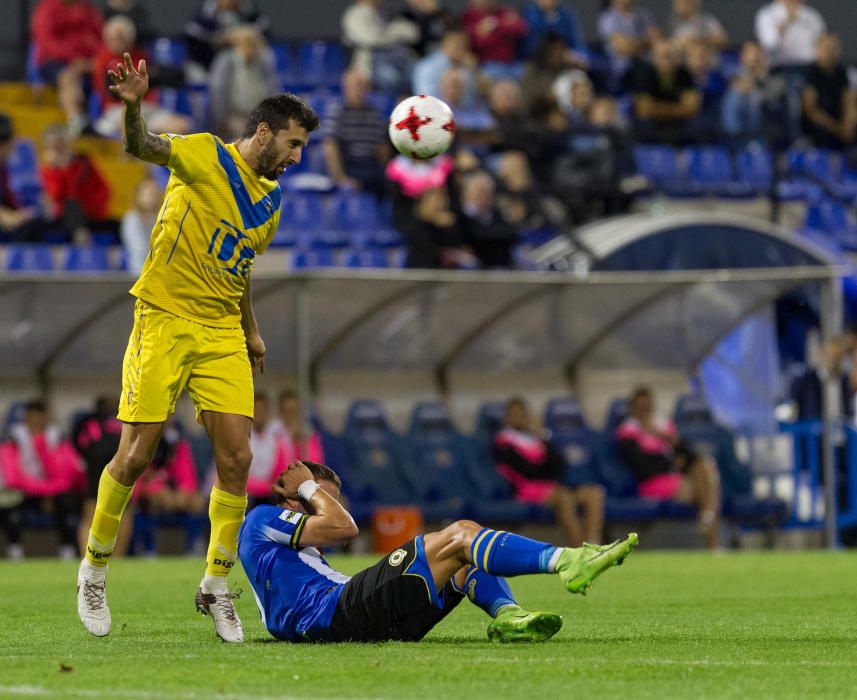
272,460,315,501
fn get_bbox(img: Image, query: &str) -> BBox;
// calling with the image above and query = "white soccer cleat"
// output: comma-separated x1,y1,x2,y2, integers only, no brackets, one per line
195,586,244,643
77,561,111,637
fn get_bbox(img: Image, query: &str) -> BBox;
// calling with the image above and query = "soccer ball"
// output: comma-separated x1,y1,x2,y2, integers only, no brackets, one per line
388,95,455,160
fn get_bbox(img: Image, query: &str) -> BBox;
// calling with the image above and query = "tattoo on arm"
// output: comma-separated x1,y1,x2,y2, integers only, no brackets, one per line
123,103,170,165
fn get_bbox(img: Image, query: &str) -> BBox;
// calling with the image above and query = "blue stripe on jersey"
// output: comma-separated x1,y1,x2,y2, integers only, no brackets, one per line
165,201,191,264
213,138,282,230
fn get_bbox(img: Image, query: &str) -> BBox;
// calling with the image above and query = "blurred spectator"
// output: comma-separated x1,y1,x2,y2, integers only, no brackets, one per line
387,150,456,229
802,33,857,149
616,387,721,549
494,397,605,546
272,389,325,465
522,0,587,62
487,80,530,153
521,34,576,113
210,24,279,140
39,125,112,241
0,115,45,242
398,0,456,57
0,399,84,560
460,170,519,267
438,67,494,135
721,40,770,140
30,0,103,136
788,334,855,421
322,69,391,198
668,0,727,52
460,0,528,78
524,93,572,184
92,16,193,139
495,150,560,245
413,29,482,106
246,393,288,508
342,0,419,94
685,39,727,140
184,0,271,71
598,0,659,82
72,396,131,560
121,177,162,275
552,69,593,123
628,39,702,144
135,421,204,527
755,0,826,69
400,185,475,269
104,0,154,44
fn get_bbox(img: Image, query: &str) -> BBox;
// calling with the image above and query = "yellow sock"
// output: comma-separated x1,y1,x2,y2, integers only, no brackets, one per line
86,469,133,567
205,487,247,578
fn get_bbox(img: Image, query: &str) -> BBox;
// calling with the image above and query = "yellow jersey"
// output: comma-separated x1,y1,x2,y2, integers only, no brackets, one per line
130,133,281,328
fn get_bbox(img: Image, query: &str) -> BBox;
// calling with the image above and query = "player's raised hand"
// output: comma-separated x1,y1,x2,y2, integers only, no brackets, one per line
272,461,315,502
107,52,149,106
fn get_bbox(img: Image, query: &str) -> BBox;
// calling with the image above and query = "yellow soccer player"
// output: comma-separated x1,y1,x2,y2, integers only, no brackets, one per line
76,52,319,643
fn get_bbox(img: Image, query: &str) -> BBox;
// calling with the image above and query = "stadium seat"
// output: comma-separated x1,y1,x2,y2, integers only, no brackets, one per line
734,146,773,194
603,398,629,435
331,192,379,236
291,249,336,269
63,246,111,272
788,148,839,184
342,400,416,507
1,401,26,439
271,42,296,86
298,41,346,89
673,394,715,428
804,198,857,251
685,146,748,197
343,249,389,268
151,37,188,67
544,397,588,433
5,244,53,272
543,398,600,487
404,402,473,520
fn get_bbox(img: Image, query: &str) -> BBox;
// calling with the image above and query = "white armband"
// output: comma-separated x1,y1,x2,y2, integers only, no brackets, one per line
298,480,319,501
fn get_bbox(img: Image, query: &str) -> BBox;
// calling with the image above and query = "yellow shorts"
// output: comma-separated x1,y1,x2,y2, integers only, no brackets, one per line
118,299,254,423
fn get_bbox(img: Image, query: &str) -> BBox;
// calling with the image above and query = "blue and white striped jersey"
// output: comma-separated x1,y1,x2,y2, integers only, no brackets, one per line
238,504,350,641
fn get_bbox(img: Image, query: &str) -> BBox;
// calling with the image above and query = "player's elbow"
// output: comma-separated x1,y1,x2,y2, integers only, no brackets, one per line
338,517,359,541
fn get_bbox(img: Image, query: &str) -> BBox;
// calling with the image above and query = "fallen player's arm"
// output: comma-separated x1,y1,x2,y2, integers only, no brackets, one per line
298,484,359,548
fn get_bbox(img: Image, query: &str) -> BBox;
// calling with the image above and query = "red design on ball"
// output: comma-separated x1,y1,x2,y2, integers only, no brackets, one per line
395,106,432,142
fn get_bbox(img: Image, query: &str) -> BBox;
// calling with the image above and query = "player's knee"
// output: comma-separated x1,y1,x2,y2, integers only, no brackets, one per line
117,443,156,478
448,519,482,550
215,445,253,483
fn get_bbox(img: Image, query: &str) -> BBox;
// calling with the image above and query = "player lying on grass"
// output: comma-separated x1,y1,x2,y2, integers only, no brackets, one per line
238,460,638,643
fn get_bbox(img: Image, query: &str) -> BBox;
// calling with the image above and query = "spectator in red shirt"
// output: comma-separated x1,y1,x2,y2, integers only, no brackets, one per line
91,16,192,139
271,389,325,466
31,0,103,135
616,387,721,548
461,0,528,78
39,124,113,241
0,399,85,560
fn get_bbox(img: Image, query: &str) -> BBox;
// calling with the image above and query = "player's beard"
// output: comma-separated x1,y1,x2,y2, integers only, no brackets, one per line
257,140,284,180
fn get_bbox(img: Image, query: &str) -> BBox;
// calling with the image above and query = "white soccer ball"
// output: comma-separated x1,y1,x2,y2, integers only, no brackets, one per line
388,95,455,160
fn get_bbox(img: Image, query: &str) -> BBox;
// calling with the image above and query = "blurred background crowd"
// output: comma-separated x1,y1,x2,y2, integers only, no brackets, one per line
1,0,855,271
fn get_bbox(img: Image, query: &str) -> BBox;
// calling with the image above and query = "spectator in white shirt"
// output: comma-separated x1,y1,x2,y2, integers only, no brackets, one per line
120,177,161,275
755,0,826,68
246,393,287,508
668,0,727,52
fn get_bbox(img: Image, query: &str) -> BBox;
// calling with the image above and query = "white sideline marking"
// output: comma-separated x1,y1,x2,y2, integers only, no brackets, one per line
0,687,380,700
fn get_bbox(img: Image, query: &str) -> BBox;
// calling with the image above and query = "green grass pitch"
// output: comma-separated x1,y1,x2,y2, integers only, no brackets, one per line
2,551,857,699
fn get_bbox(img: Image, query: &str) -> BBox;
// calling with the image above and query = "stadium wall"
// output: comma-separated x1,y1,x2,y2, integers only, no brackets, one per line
2,0,856,79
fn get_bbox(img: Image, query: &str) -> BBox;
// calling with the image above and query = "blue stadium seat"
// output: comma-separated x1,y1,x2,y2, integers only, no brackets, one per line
291,249,336,269
331,192,379,235
633,145,682,189
604,398,629,435
343,400,415,506
734,146,773,194
544,397,588,433
343,249,389,268
6,244,53,272
673,394,715,428
151,37,188,66
475,402,505,438
298,41,346,89
685,146,748,197
542,398,600,487
2,401,26,439
788,148,839,184
271,42,296,86
804,198,857,251
63,246,111,272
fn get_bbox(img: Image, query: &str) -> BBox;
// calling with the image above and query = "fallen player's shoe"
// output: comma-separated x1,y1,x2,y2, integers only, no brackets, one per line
487,605,563,643
556,533,639,595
